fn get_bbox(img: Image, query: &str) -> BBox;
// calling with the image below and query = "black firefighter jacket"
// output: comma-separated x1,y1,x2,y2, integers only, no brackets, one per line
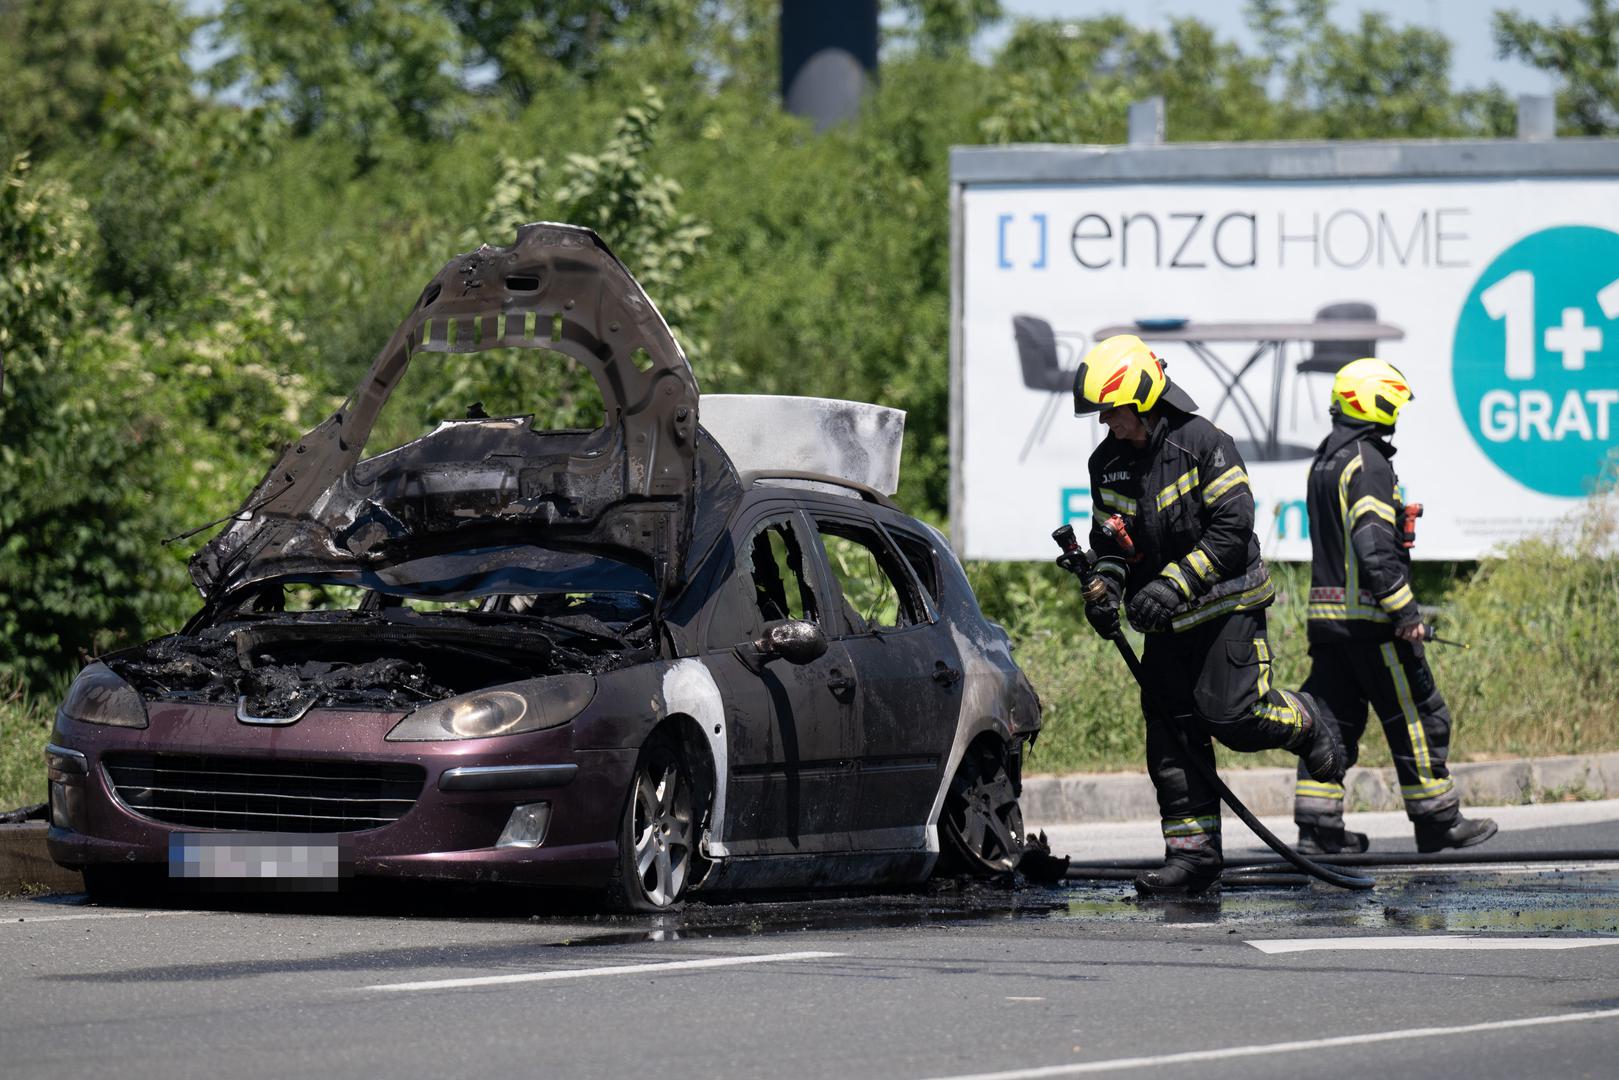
1086,408,1274,634
1305,417,1421,642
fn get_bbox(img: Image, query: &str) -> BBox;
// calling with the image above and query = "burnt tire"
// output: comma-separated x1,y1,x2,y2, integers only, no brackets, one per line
939,739,1025,877
607,732,702,912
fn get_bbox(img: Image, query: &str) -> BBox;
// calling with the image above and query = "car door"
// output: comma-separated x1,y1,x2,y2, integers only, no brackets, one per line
806,510,963,849
699,506,859,854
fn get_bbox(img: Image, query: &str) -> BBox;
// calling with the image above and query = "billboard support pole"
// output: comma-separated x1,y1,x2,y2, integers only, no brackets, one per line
1518,94,1556,140
1127,97,1165,146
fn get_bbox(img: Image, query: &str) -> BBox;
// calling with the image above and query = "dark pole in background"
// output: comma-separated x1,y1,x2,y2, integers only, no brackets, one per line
780,0,878,132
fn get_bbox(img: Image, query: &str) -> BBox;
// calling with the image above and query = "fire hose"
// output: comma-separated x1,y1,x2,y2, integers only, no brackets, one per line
1052,524,1376,892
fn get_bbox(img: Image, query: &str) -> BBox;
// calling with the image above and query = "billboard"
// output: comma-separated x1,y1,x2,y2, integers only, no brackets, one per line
949,142,1619,561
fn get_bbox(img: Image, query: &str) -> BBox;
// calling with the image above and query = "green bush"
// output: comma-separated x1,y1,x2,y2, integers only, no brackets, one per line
1428,490,1619,759
0,157,175,685
0,678,55,812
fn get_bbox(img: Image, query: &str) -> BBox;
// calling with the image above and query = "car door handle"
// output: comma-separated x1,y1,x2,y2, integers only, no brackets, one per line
932,662,962,687
827,670,857,695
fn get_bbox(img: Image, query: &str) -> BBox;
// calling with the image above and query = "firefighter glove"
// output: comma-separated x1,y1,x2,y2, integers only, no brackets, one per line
1085,596,1121,639
1127,578,1181,633
1394,616,1426,644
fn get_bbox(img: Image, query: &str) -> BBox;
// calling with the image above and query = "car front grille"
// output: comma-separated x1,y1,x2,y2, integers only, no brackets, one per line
103,753,425,833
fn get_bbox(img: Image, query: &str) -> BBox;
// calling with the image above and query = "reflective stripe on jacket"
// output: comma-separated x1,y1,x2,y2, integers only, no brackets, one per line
1086,410,1272,633
1306,420,1420,642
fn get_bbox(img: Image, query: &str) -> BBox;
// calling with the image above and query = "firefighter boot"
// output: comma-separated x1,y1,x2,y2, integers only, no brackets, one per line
1415,814,1499,854
1286,691,1347,785
1135,842,1222,898
1297,825,1370,855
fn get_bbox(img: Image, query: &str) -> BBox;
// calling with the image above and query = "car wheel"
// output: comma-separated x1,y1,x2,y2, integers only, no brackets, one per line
608,732,699,911
939,738,1025,877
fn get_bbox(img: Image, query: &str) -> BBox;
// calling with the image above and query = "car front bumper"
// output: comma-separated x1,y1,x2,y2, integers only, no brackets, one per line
46,700,636,889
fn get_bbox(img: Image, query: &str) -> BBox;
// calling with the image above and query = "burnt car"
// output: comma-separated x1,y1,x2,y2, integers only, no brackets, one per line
45,223,1041,909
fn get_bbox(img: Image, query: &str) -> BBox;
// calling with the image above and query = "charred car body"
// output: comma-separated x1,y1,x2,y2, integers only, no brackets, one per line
46,224,1041,909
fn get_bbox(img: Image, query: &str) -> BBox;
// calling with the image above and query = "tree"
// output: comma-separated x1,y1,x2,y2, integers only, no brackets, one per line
0,0,200,159
1495,0,1619,135
0,0,273,304
480,86,710,342
213,0,470,166
981,15,1277,144
890,0,1002,55
979,2,1512,146
1249,0,1511,138
441,1,705,104
335,86,720,444
0,158,174,687
663,50,993,512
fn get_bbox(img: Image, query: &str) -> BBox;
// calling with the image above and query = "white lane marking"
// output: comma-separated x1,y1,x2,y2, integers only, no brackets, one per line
365,950,844,992
1338,862,1619,876
917,1007,1619,1080
1458,862,1619,875
2,909,204,925
1249,935,1619,954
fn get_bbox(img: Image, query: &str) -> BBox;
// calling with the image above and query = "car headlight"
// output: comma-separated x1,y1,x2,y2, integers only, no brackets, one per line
384,675,595,742
58,663,149,729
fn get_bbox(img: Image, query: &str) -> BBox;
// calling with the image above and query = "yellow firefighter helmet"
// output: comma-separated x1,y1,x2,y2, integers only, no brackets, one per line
1331,357,1413,425
1072,334,1196,415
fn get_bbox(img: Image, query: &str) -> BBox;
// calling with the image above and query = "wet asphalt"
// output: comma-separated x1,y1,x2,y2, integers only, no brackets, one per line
3,803,1617,1080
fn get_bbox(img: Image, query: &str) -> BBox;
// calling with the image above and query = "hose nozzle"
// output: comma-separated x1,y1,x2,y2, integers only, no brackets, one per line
1051,526,1109,602
1421,624,1469,649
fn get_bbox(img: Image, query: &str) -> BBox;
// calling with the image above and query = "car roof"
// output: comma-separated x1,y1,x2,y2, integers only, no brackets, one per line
732,477,935,537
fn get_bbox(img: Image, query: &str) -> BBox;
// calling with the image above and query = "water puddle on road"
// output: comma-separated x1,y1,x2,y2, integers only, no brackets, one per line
1055,865,1619,935
543,882,1075,947
533,864,1619,947
36,862,1617,944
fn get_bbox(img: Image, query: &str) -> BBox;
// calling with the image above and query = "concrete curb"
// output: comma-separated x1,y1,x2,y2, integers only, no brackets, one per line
1022,751,1619,824
0,823,83,896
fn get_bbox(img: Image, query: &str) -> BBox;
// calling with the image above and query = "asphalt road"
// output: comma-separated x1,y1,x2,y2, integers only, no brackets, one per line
3,801,1618,1080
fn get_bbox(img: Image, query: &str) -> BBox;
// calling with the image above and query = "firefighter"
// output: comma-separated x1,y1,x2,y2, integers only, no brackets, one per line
1292,358,1497,854
1069,334,1346,897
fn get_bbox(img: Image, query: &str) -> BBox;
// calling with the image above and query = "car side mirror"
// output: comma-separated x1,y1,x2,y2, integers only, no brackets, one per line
740,620,828,672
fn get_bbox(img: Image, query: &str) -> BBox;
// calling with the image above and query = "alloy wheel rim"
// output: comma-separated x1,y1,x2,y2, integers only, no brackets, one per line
632,761,693,906
951,748,1024,871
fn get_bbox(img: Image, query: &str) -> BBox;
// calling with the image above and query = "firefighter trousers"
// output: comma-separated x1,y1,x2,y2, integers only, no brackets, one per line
1293,638,1460,827
1141,609,1309,861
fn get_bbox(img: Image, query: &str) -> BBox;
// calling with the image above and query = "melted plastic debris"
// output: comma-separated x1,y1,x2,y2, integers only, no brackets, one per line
235,657,450,716
112,631,456,715
116,636,238,694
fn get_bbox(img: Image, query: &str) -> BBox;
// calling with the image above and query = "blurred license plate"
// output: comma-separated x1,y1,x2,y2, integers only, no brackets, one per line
169,833,350,884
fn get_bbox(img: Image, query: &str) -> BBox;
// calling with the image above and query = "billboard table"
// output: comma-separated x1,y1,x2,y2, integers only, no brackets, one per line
1093,320,1406,461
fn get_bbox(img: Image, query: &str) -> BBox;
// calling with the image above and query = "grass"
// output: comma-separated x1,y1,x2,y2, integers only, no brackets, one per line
0,678,55,813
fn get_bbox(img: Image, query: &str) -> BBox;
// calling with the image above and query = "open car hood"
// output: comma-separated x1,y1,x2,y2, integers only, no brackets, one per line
190,223,741,601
